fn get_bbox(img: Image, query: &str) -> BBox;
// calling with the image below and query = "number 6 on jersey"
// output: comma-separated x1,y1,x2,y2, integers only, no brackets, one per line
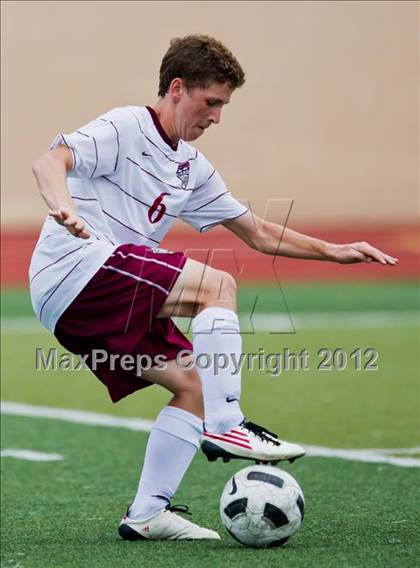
148,192,170,224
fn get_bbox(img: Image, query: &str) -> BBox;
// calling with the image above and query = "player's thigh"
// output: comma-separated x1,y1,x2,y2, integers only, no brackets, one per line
159,258,236,317
168,258,209,310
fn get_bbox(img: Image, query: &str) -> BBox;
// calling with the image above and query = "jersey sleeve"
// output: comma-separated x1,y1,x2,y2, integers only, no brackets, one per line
180,155,248,232
49,107,138,179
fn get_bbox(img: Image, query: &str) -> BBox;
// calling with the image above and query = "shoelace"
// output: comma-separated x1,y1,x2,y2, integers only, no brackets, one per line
241,420,281,446
165,503,192,516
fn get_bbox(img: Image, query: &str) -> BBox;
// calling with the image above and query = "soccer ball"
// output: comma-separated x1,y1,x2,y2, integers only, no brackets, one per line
220,464,304,548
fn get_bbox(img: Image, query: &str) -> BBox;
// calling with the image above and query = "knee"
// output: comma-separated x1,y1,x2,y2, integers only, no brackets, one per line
202,269,237,309
220,271,237,298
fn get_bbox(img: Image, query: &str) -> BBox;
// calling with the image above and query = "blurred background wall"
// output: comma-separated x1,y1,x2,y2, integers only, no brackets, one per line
2,0,418,228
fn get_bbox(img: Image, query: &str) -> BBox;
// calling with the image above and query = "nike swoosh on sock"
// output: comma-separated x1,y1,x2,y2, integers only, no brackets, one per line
226,396,239,403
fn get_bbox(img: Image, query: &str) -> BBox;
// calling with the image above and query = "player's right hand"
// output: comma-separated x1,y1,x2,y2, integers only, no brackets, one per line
49,208,90,239
328,241,398,265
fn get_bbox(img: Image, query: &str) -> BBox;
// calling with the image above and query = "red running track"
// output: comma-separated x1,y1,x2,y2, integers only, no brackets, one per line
1,224,419,287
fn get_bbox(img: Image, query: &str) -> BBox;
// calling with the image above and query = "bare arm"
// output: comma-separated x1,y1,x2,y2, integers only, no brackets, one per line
32,146,90,238
223,211,398,265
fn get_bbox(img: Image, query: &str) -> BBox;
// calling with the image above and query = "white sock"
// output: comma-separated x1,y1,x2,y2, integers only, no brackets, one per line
129,406,202,520
192,307,245,434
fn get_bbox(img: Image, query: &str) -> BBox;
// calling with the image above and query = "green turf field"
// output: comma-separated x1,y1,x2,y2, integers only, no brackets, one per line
2,282,420,567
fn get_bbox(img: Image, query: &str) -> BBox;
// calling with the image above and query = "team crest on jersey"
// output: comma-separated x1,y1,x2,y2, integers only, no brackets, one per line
176,161,190,189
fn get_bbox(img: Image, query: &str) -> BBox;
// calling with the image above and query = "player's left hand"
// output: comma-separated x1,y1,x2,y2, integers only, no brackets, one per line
328,242,399,265
49,208,91,239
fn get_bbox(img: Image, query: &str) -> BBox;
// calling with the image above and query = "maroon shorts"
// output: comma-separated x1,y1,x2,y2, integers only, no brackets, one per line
54,244,192,403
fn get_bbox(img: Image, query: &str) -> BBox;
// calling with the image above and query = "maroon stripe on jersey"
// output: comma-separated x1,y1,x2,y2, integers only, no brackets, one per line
126,157,189,191
39,257,85,322
71,195,99,202
110,121,119,171
34,233,55,248
146,106,178,151
78,215,99,232
102,209,160,244
199,209,249,232
76,130,98,178
101,233,116,245
144,133,198,164
183,191,228,213
60,134,77,169
100,118,120,171
128,108,142,132
194,169,216,191
101,176,178,219
140,129,198,163
33,231,70,253
90,136,99,178
30,244,91,284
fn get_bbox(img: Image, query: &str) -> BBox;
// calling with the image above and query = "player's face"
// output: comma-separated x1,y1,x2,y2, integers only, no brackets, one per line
175,82,234,141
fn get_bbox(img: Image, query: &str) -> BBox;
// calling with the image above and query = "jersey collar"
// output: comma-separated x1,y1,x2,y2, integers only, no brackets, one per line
146,106,178,152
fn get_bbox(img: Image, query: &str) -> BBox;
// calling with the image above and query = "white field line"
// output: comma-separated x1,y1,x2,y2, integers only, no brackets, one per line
379,447,420,455
2,401,419,469
245,312,420,331
0,401,154,432
303,445,420,469
1,311,419,335
1,449,63,461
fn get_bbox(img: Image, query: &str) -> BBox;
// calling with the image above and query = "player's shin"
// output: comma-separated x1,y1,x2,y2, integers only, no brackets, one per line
128,406,202,520
192,307,244,434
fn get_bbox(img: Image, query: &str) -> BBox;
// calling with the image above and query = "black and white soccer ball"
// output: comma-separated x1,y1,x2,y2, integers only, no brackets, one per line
220,464,304,548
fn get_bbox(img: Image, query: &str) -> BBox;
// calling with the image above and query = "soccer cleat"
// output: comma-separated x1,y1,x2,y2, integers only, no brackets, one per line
201,420,305,465
118,503,221,541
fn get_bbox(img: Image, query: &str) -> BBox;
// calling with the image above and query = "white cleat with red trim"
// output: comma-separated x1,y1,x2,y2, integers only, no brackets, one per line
201,420,305,464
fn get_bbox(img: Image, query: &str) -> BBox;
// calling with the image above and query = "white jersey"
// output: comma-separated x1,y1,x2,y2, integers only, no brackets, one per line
29,105,247,332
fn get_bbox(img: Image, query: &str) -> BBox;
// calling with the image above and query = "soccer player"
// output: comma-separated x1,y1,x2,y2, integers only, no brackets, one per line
30,35,398,541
